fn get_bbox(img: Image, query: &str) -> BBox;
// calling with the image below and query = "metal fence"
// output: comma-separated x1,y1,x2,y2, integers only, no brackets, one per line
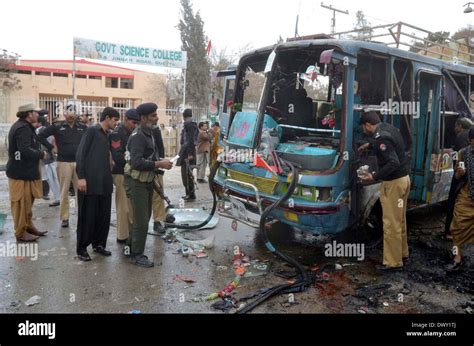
0,95,211,163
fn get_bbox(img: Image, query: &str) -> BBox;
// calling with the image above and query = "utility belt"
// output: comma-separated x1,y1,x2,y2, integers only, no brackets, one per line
124,163,155,183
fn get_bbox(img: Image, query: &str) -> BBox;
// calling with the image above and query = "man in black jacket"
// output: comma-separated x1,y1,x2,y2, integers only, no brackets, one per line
359,111,411,272
177,109,198,201
7,104,50,242
39,103,87,228
109,108,140,243
75,107,120,261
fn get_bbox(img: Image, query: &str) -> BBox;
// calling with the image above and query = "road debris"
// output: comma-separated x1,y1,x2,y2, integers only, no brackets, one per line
25,295,41,306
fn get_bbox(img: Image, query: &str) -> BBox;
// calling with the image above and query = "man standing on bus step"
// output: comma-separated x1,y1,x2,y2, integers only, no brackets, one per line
110,108,140,243
39,103,87,228
359,111,411,272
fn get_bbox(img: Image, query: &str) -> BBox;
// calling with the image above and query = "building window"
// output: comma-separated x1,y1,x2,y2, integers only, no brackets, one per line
120,78,134,89
35,71,51,76
89,75,102,80
53,72,68,77
16,70,32,75
106,77,118,88
76,74,87,79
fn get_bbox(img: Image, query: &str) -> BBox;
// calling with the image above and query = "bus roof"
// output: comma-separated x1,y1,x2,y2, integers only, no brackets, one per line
241,39,474,75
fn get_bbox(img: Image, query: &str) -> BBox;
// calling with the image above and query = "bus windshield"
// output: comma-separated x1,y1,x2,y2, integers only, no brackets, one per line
262,47,345,149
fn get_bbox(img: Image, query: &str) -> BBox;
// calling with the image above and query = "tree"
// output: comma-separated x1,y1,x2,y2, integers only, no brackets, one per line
353,11,373,40
0,49,21,92
209,48,236,100
178,0,210,107
409,31,451,53
452,26,473,44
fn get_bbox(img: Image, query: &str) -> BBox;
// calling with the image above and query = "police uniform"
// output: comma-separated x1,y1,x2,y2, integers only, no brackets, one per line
6,104,48,241
39,119,87,224
110,109,139,242
124,103,158,264
371,122,410,268
152,126,166,228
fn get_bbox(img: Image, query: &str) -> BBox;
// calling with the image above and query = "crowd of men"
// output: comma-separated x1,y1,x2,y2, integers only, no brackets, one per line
5,102,472,272
5,102,221,268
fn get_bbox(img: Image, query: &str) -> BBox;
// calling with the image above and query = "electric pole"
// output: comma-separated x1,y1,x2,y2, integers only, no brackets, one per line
320,2,349,35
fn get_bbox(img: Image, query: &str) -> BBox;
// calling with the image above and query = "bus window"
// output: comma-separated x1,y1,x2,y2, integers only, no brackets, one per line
355,52,387,106
241,66,266,112
222,78,235,113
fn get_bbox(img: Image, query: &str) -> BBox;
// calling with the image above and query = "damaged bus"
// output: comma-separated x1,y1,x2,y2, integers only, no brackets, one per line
212,37,474,244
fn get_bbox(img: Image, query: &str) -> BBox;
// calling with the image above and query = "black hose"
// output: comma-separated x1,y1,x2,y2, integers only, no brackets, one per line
163,160,221,230
237,161,314,314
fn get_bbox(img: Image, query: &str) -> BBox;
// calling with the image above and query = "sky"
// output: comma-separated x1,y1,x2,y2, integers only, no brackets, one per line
0,0,472,74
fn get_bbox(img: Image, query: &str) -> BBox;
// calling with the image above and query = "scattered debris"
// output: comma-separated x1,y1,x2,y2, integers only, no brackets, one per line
174,275,196,284
211,297,236,312
25,295,41,306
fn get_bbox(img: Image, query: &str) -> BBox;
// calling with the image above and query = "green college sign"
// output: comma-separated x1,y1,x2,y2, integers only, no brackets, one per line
73,37,187,69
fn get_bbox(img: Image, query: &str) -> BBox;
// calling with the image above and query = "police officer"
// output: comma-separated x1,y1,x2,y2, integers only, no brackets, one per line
39,102,87,228
7,104,50,242
151,119,167,234
124,103,173,268
109,109,140,243
359,111,411,272
177,109,198,201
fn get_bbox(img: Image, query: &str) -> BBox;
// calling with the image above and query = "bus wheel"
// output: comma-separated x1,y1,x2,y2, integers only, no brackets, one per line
361,201,383,249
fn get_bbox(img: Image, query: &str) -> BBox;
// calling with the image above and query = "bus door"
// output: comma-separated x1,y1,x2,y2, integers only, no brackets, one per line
412,71,442,203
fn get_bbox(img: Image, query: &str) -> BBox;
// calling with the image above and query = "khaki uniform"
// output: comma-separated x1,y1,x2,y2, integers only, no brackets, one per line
152,174,166,222
56,161,78,221
380,175,410,267
8,179,43,238
113,174,133,240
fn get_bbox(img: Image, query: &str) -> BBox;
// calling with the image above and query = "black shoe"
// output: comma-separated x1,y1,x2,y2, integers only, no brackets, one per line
93,245,111,256
197,179,207,183
49,201,60,207
117,238,128,244
183,194,196,201
43,196,50,201
130,255,154,268
153,222,166,234
446,260,462,273
77,251,91,262
61,219,69,228
376,264,403,272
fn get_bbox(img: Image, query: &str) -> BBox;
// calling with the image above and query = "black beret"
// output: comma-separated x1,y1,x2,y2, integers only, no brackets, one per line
125,108,140,121
360,111,381,125
136,103,158,116
38,109,49,116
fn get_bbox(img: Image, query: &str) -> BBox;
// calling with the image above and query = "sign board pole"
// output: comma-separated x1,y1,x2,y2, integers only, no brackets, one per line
183,68,187,107
72,53,77,99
